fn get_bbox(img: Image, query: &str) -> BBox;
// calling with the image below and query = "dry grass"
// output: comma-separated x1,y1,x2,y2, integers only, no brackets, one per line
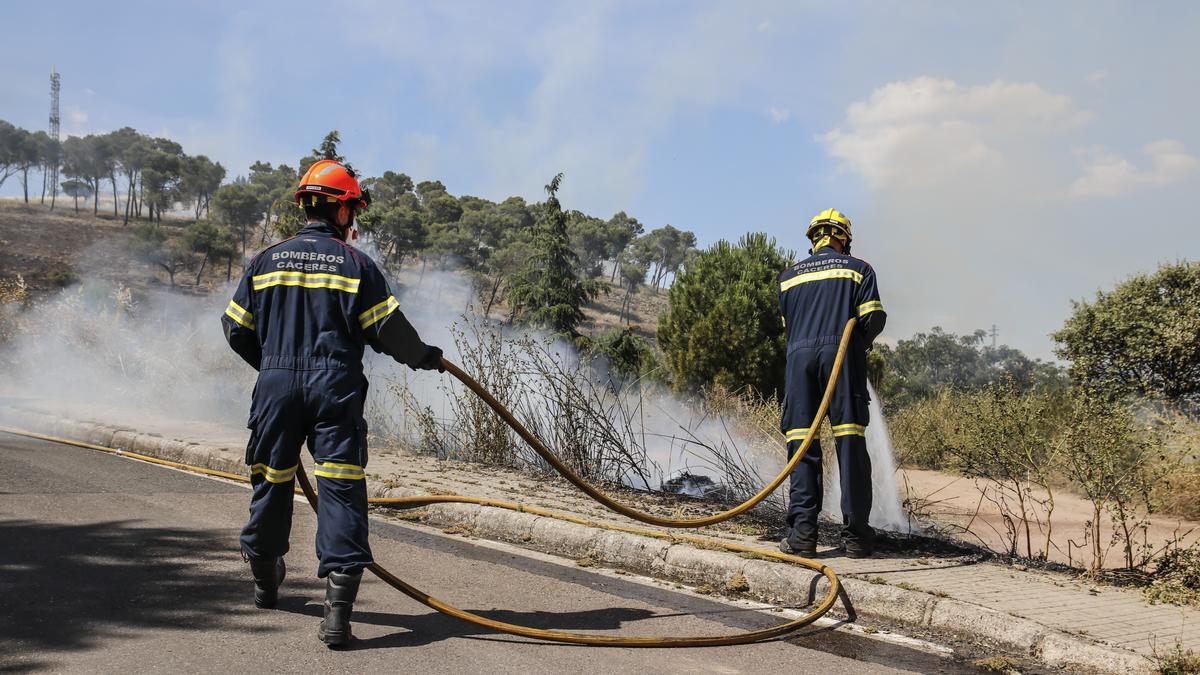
0,202,206,292
725,572,750,593
972,655,1020,673
1153,641,1200,675
393,319,658,486
578,284,670,346
1155,413,1200,521
0,274,31,346
390,318,792,522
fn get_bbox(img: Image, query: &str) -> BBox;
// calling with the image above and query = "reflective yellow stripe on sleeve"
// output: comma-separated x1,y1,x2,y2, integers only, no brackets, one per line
250,463,298,483
857,300,884,317
358,296,399,329
314,461,366,480
224,300,255,330
832,423,866,437
780,268,863,293
251,271,361,294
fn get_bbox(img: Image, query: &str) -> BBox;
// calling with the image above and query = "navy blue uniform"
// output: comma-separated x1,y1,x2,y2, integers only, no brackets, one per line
778,246,886,543
222,222,429,577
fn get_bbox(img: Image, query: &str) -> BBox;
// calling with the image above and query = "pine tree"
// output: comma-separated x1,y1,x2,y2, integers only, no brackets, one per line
658,233,793,397
507,174,603,335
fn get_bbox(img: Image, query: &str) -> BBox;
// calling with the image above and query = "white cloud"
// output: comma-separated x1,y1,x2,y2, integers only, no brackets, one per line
402,132,442,181
1086,69,1109,83
819,77,1088,191
1068,140,1197,199
349,2,797,212
64,107,89,135
765,106,791,124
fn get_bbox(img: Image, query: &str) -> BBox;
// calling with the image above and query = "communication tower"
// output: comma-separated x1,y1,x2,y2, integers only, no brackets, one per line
46,67,61,203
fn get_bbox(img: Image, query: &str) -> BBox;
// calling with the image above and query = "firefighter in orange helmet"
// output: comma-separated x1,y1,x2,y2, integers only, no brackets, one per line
222,159,444,646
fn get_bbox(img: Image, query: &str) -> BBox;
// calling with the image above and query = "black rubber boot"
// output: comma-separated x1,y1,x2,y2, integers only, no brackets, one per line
318,571,362,648
843,524,876,559
249,556,286,609
844,540,874,558
779,522,818,556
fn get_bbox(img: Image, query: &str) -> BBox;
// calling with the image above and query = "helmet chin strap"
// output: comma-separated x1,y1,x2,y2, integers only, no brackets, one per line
809,235,850,255
334,202,358,241
807,226,851,255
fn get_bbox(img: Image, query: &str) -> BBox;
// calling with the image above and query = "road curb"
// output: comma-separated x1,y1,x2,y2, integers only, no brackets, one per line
3,407,1153,674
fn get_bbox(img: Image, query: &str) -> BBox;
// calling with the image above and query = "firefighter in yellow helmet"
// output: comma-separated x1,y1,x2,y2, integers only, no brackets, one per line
776,209,886,557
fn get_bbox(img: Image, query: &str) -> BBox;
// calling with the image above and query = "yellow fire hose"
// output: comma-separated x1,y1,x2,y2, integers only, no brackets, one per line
1,319,857,647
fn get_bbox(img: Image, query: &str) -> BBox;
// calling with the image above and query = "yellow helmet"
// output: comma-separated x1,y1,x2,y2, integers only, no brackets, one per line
806,208,853,242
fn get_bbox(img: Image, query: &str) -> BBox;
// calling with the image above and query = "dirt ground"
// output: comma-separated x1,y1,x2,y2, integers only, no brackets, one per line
0,199,235,294
0,199,146,291
899,468,1200,569
579,282,670,345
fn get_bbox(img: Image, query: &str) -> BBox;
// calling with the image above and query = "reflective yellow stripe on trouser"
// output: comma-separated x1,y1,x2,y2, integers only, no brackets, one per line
784,428,810,443
314,461,366,480
832,423,866,437
787,425,865,441
251,463,298,483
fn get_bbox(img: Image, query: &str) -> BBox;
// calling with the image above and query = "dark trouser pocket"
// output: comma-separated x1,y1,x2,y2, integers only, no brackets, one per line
244,414,260,465
853,394,871,427
356,418,369,469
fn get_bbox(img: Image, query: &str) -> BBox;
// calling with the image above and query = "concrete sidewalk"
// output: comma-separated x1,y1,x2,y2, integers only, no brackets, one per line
3,395,1195,673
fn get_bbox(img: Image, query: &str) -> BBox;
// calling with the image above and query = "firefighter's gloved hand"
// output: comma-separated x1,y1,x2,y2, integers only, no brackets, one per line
414,345,446,373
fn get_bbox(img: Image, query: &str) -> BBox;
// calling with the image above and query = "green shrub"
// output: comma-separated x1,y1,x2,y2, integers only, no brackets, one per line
944,382,1063,559
888,388,960,469
1145,543,1200,608
1053,260,1200,404
1058,393,1168,572
45,267,78,287
658,233,793,398
591,327,656,380
1154,414,1200,520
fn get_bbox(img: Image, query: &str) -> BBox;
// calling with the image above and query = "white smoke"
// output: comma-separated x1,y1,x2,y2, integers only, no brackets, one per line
1,240,908,532
363,264,776,498
0,280,254,424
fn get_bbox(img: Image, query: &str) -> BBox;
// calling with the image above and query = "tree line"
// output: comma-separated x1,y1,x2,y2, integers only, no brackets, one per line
0,120,225,222
1,123,698,337
206,131,699,333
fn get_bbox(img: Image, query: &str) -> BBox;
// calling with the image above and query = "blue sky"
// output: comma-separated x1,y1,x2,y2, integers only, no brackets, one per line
3,1,1198,358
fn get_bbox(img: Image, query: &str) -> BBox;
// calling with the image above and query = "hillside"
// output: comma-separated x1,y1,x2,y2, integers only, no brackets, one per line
0,201,668,340
0,200,143,291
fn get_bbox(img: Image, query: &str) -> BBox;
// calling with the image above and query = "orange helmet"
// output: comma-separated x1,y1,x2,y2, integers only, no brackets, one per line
294,160,371,211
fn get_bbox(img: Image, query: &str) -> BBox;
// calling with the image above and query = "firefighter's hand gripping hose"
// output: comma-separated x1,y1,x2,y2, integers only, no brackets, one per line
1,319,857,648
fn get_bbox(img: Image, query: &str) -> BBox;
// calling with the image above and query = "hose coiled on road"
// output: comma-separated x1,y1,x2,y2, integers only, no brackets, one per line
3,319,857,647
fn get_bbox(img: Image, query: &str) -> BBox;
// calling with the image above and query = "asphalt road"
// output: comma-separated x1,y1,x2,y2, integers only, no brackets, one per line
0,434,967,674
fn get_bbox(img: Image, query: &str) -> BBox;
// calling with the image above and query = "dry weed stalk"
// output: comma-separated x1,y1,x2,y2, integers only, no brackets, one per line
387,318,789,519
